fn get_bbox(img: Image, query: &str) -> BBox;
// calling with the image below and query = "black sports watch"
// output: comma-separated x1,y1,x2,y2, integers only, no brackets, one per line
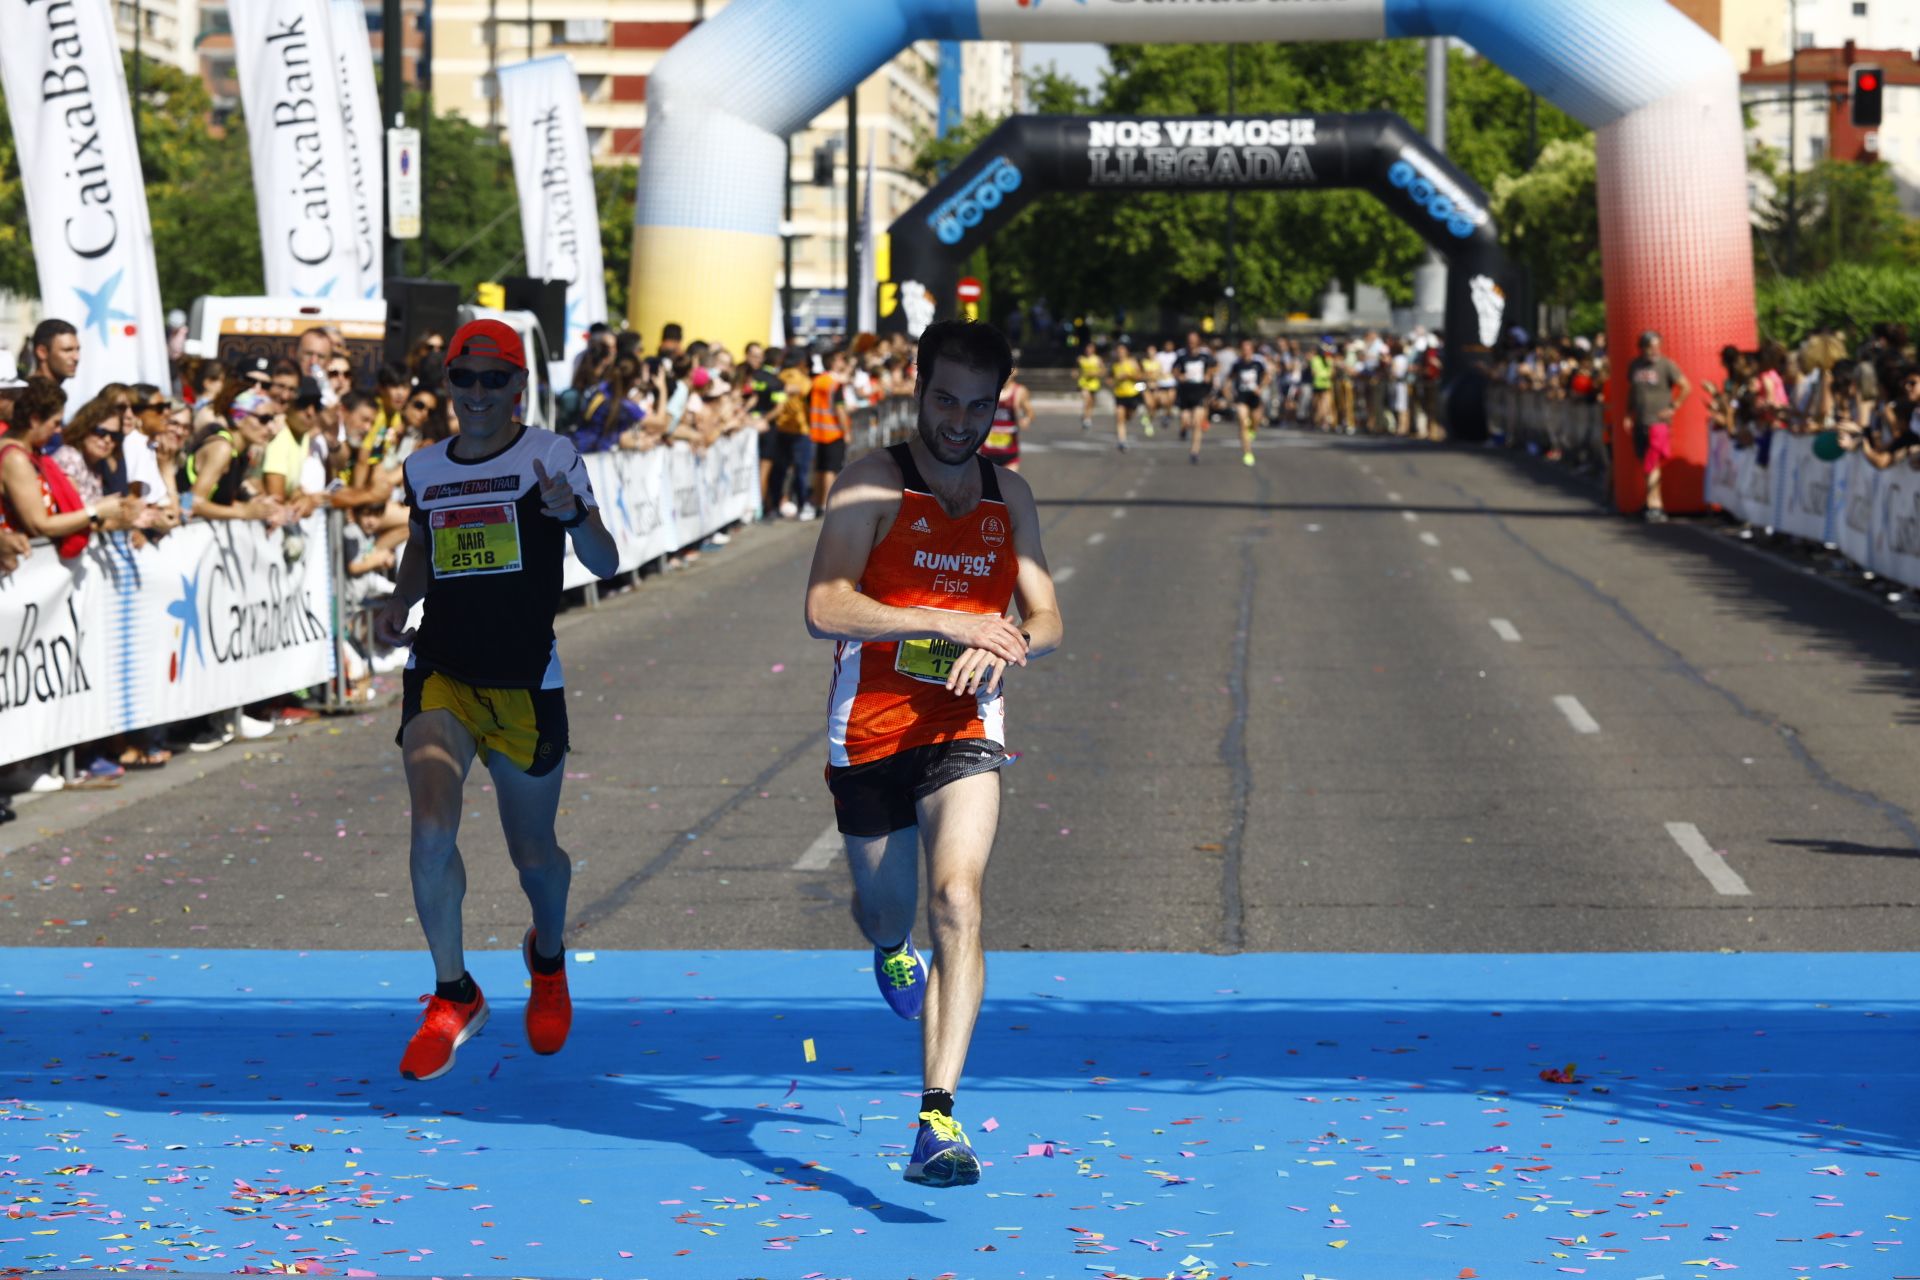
556,501,590,529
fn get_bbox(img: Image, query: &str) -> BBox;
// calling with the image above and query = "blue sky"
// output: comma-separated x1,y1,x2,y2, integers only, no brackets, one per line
1028,42,1109,91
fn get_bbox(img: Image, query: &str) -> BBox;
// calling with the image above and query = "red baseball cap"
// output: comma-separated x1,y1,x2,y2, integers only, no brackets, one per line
446,318,526,370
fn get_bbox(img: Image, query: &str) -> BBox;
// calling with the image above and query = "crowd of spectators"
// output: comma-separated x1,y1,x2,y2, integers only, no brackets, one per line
1488,321,1920,520
0,310,923,815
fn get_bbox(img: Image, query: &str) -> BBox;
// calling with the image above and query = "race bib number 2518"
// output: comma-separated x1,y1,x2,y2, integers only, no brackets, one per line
431,502,523,578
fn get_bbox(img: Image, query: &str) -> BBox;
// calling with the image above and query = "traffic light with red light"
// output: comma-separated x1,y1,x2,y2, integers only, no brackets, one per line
1850,64,1884,128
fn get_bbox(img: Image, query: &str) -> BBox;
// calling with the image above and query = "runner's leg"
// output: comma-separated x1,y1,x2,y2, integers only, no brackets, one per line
844,826,920,950
403,710,480,983
489,751,570,956
915,770,999,1092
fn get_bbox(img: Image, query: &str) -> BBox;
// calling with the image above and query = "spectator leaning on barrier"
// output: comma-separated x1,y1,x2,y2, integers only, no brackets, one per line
1855,367,1920,470
578,355,650,453
2,378,137,554
124,384,185,529
53,384,134,503
261,377,330,519
182,389,279,523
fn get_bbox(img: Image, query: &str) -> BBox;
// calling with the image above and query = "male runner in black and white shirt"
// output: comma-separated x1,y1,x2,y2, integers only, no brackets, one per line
375,318,620,1081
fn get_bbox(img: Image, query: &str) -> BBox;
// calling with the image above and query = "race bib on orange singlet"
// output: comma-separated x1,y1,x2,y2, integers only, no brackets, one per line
896,634,969,683
430,502,523,577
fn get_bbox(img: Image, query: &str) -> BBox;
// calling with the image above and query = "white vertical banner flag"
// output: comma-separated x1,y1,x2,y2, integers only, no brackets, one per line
856,137,877,335
499,56,607,361
329,0,383,300
0,0,169,402
229,0,364,300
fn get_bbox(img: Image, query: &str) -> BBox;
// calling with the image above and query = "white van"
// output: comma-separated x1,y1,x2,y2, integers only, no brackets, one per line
185,296,561,429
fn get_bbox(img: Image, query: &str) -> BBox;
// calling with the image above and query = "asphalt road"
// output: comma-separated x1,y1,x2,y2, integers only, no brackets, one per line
8,407,1920,953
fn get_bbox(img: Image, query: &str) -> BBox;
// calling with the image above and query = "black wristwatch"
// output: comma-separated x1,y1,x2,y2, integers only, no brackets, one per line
1020,629,1032,647
556,501,590,529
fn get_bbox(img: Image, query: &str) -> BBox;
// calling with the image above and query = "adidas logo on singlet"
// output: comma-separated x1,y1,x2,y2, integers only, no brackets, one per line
910,516,932,533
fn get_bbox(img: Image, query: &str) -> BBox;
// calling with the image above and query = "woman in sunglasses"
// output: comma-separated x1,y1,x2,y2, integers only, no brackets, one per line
50,386,135,507
374,318,617,1083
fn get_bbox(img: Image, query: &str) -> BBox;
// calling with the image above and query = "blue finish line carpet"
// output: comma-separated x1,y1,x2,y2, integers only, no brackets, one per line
2,950,1914,1280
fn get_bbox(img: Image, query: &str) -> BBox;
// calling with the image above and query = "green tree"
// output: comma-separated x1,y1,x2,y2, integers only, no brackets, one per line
1491,136,1598,320
1749,146,1920,280
407,92,525,297
595,162,638,319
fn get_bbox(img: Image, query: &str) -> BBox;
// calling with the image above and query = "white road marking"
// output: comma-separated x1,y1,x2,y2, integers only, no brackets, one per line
1124,489,1139,499
1386,490,1402,501
1553,695,1601,735
1489,618,1522,643
1087,531,1107,546
1450,567,1472,583
1053,565,1076,585
1111,507,1127,519
1402,510,1420,523
792,823,842,872
1418,532,1441,548
1665,821,1752,896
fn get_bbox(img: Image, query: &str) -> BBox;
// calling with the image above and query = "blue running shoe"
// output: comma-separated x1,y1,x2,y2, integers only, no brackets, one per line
905,1110,980,1187
874,938,927,1020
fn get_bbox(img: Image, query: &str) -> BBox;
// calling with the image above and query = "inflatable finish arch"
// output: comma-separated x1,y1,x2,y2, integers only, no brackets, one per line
633,0,1756,513
880,110,1521,436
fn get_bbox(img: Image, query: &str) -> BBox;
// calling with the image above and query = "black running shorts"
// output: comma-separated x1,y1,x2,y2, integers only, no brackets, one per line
826,738,1008,836
815,438,848,473
1176,384,1210,411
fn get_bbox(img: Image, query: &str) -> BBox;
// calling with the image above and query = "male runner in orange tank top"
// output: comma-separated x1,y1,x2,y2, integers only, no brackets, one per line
804,319,1063,1188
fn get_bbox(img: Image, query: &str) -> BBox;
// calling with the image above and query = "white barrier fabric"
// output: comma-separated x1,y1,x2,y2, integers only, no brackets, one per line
0,516,336,768
0,0,172,403
1835,452,1877,572
1706,430,1740,515
1768,433,1834,546
562,434,761,589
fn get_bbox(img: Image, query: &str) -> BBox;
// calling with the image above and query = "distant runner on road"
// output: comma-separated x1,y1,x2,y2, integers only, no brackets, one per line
374,319,620,1082
804,319,1064,1188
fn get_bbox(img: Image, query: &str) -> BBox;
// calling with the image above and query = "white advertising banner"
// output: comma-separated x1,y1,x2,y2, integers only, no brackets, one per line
329,0,384,300
1769,432,1835,546
0,0,170,403
499,56,608,360
0,517,337,768
1867,463,1920,591
1833,451,1878,573
560,433,762,589
1706,430,1740,514
229,0,365,300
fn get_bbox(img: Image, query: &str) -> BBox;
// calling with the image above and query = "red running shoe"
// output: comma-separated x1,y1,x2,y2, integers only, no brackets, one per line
522,926,572,1055
399,986,488,1081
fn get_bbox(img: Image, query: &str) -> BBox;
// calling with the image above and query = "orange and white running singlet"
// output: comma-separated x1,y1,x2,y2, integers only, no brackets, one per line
827,444,1019,767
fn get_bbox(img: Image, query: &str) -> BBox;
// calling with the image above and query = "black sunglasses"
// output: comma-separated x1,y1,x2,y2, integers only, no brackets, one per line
447,367,516,390
407,397,434,410
89,426,122,439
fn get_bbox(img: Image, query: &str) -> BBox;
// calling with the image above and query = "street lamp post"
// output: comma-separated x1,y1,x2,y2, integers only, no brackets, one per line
1786,0,1801,277
1225,44,1238,339
131,1,142,146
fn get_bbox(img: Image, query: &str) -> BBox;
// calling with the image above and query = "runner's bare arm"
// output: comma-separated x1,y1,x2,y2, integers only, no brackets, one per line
804,453,1028,663
1001,469,1061,658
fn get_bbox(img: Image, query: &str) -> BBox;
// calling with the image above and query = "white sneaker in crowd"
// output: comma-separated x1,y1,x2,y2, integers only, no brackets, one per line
236,713,276,741
778,500,798,519
799,504,818,522
28,771,65,793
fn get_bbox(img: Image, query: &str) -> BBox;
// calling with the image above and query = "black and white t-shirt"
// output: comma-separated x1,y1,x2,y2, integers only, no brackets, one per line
1235,357,1268,396
402,424,598,689
1179,347,1216,386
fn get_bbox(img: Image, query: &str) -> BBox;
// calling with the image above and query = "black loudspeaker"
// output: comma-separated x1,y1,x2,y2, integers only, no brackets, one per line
384,278,461,367
503,276,568,354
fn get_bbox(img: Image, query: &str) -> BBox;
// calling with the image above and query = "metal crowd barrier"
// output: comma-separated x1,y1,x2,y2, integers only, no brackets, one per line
1489,382,1608,467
